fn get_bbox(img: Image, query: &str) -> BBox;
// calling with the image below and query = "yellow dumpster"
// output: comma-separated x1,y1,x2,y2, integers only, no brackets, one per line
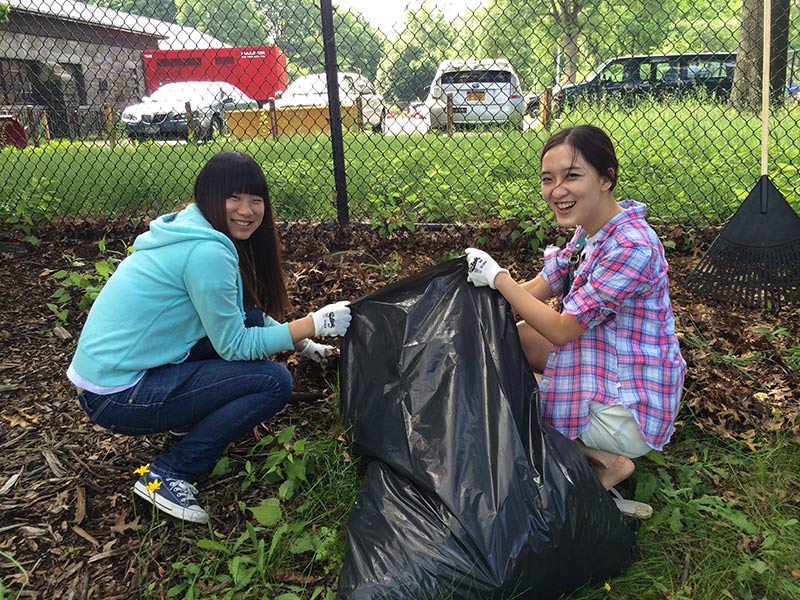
226,109,267,139
226,104,361,139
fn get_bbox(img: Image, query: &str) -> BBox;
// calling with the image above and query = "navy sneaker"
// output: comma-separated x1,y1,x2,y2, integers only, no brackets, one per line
133,470,209,524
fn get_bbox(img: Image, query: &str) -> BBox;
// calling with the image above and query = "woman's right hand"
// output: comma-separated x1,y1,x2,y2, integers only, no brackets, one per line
309,301,352,337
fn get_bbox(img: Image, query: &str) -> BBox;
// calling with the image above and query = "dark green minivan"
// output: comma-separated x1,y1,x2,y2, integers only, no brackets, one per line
527,52,736,117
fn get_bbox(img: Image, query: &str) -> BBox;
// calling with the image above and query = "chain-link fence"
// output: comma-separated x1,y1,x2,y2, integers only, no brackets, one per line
1,0,798,230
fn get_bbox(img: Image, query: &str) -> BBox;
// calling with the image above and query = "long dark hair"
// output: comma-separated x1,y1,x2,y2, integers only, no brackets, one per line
540,124,619,190
193,151,290,320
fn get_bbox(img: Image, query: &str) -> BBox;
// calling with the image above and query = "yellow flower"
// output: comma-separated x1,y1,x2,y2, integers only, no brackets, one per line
146,479,162,493
133,464,151,476
604,582,612,592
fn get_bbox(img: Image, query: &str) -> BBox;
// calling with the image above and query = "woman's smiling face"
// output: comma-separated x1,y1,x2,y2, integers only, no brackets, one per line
540,143,614,235
225,192,264,240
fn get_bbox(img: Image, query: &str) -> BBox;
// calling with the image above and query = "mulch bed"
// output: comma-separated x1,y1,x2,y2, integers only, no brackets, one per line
1,218,798,598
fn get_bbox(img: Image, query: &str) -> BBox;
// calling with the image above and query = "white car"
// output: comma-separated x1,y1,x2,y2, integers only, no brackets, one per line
274,72,386,132
121,81,258,141
426,59,525,130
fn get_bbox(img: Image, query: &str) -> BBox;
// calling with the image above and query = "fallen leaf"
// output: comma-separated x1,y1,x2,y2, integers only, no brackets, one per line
110,511,142,534
74,486,86,524
2,414,29,428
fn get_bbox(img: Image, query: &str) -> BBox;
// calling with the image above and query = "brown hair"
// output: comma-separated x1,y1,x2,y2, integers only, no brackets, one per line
193,151,290,320
540,124,619,190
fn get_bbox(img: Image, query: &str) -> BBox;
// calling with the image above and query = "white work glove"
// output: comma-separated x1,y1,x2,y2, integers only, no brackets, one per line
297,339,338,366
309,301,352,337
465,248,509,290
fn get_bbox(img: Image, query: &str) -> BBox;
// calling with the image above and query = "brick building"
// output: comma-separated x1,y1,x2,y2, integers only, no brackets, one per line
0,0,225,137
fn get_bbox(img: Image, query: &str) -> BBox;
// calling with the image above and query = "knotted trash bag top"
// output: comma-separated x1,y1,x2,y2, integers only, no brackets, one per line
337,258,637,599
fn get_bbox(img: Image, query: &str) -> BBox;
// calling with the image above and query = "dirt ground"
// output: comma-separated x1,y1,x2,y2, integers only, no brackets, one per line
1,218,798,598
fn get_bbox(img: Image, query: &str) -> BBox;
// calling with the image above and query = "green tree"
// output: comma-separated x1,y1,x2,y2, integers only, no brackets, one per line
334,8,385,81
658,0,741,52
459,0,745,91
95,0,177,21
1,3,10,24
253,0,384,81
457,1,551,90
376,3,458,102
176,0,270,46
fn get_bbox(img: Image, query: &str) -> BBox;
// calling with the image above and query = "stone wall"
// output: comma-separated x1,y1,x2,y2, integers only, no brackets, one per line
1,11,160,136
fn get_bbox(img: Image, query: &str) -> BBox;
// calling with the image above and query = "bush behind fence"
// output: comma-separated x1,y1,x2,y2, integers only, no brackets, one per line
1,0,799,230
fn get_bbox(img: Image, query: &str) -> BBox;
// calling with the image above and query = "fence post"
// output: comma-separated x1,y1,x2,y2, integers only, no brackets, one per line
268,98,279,137
185,101,195,141
72,109,82,139
103,103,116,147
356,95,364,129
26,106,39,147
446,92,454,135
41,109,51,140
541,87,552,130
320,0,349,225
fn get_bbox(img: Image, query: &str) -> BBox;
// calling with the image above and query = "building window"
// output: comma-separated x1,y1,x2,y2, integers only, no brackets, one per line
0,58,35,104
59,63,87,105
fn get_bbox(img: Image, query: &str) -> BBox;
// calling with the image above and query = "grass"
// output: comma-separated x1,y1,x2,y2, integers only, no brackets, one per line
583,424,800,600
2,98,800,228
3,97,799,599
116,407,800,600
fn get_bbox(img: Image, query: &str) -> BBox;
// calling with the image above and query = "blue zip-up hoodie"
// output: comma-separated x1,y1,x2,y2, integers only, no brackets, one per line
69,204,294,387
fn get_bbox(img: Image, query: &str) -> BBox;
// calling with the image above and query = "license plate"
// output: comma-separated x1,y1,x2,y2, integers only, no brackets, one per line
466,92,485,102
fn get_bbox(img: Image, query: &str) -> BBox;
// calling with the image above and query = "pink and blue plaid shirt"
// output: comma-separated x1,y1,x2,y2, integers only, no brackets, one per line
538,200,686,450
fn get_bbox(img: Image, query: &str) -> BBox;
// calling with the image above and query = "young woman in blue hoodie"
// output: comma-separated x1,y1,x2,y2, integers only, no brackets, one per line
67,151,352,524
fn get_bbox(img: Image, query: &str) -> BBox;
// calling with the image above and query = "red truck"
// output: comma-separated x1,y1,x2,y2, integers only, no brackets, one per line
142,46,288,105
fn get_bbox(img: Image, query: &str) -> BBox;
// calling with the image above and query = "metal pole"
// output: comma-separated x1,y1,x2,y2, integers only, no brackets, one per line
320,0,348,225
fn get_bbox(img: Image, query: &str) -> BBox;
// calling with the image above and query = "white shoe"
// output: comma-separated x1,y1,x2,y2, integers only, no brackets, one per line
609,487,653,519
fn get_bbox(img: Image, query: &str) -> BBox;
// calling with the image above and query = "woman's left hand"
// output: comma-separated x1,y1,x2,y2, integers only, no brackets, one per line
298,339,338,365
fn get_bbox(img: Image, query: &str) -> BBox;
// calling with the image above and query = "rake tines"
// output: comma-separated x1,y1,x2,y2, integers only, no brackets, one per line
687,239,800,308
685,176,800,309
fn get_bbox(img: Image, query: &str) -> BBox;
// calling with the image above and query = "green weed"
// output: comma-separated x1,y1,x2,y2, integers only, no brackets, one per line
0,550,28,600
47,238,130,325
754,326,800,371
148,421,360,599
2,177,60,245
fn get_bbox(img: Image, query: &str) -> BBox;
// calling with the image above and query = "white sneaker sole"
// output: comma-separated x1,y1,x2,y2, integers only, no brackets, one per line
613,497,653,519
609,487,653,519
133,481,209,524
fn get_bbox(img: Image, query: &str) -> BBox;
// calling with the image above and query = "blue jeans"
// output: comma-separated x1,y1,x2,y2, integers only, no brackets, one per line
77,309,292,481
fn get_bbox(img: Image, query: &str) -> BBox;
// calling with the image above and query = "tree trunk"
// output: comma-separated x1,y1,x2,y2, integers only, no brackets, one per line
550,0,582,84
731,0,792,111
770,0,790,103
731,0,762,111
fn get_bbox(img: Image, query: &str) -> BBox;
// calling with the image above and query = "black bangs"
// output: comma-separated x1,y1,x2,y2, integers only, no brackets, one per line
195,151,269,202
224,156,270,201
194,152,270,231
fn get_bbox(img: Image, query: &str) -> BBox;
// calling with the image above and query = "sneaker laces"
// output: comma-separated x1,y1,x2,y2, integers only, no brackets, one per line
167,478,199,505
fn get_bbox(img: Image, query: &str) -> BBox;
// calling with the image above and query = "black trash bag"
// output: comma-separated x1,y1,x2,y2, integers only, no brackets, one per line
338,258,636,600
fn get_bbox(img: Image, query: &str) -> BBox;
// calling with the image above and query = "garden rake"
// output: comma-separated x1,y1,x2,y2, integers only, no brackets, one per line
685,0,800,308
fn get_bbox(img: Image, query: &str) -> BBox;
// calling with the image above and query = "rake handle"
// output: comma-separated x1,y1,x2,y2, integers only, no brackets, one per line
760,0,771,213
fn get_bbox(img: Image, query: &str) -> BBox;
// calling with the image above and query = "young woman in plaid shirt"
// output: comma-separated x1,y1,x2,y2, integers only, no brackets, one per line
466,125,686,494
